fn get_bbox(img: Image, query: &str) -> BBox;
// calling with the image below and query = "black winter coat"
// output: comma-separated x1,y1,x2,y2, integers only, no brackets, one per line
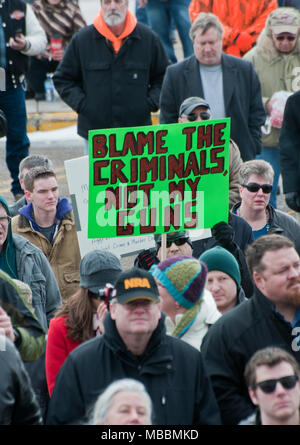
46,314,222,425
53,23,169,139
279,90,300,194
232,202,300,256
201,287,300,425
0,338,42,425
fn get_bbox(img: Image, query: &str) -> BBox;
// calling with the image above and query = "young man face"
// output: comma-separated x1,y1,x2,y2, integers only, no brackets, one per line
253,247,300,309
26,176,59,215
206,270,237,314
249,361,300,425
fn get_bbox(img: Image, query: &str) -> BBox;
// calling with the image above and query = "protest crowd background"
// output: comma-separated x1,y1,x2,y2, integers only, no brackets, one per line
2,0,300,428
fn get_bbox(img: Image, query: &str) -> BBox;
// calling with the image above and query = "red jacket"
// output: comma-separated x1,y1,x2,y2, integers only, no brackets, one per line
189,0,278,57
46,316,80,396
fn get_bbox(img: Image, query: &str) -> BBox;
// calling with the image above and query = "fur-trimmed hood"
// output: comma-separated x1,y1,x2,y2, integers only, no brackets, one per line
254,7,300,63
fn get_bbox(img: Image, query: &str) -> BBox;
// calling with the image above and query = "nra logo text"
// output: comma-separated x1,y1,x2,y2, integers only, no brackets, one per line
124,278,150,290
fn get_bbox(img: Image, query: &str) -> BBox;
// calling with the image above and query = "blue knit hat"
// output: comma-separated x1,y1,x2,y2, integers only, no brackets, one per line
150,255,207,309
199,246,241,290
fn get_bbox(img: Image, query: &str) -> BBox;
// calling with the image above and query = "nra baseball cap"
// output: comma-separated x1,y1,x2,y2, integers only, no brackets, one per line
114,268,160,304
179,96,210,117
269,8,300,35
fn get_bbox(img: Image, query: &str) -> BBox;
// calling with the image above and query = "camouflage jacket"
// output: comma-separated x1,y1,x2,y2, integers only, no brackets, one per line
0,269,45,361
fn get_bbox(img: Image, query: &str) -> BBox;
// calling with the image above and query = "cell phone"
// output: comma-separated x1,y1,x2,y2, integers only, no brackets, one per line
14,29,23,39
98,283,114,310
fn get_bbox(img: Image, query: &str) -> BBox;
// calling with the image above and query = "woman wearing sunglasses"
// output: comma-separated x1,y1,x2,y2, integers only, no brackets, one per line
240,347,300,425
232,159,300,255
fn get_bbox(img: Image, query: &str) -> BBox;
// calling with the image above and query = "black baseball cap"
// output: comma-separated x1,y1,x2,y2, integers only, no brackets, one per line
114,268,160,304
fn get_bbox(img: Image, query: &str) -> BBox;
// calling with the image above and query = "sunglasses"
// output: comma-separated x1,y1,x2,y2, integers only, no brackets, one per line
253,375,299,394
242,182,273,194
275,35,296,41
157,238,189,248
186,111,211,122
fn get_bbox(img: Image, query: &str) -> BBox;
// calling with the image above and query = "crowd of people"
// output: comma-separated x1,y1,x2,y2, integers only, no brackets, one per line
1,0,300,428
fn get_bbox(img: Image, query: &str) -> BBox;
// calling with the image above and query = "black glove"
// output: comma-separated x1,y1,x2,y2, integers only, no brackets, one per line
285,192,300,213
211,221,236,253
134,249,158,271
0,109,7,138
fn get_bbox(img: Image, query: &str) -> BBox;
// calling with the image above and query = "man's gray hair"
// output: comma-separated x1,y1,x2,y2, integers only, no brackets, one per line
190,12,224,42
18,155,54,179
239,159,274,185
90,378,153,425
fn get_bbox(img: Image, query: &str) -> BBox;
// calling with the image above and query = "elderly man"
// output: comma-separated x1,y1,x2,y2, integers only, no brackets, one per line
12,166,81,302
0,0,47,200
53,0,169,153
201,234,300,424
244,7,300,208
240,347,300,425
159,12,266,161
232,159,300,255
46,268,221,425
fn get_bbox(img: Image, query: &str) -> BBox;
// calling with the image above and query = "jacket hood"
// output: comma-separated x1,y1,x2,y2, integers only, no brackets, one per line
255,8,300,63
0,195,17,278
103,312,172,372
19,197,72,227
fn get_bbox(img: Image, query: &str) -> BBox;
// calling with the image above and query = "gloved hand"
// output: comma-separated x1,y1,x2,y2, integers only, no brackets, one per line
285,192,300,213
211,221,236,253
134,249,158,271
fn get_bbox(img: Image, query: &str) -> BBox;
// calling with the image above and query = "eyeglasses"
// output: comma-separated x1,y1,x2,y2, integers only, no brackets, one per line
253,375,299,394
0,215,11,224
157,238,189,248
186,111,211,122
242,182,273,194
275,35,296,41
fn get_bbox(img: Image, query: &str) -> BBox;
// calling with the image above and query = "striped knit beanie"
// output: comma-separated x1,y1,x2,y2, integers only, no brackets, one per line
150,255,207,309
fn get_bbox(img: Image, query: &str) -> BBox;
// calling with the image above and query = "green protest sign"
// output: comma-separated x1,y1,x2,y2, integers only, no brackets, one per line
88,119,230,238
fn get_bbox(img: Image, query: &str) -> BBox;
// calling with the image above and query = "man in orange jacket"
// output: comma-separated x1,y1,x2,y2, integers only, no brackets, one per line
189,0,278,57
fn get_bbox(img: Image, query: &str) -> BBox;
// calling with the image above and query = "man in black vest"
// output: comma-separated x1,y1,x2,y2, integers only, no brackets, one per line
0,0,46,200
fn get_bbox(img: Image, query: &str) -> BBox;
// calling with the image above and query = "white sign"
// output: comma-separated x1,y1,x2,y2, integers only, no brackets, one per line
64,156,155,258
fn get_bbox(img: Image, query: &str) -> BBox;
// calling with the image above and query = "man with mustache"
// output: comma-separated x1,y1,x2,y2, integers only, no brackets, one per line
201,234,300,424
52,0,169,154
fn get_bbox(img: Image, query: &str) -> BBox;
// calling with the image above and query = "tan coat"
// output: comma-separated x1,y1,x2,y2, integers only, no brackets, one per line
12,210,81,302
243,8,300,147
229,138,243,209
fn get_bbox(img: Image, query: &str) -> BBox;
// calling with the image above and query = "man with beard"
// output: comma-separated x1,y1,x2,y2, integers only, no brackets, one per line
52,0,169,154
201,234,300,424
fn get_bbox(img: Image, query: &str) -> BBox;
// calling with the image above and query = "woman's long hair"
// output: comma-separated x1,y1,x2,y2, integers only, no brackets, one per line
55,287,96,343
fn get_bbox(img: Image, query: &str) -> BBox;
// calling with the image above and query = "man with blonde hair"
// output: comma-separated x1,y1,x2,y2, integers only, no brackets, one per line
159,11,266,161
